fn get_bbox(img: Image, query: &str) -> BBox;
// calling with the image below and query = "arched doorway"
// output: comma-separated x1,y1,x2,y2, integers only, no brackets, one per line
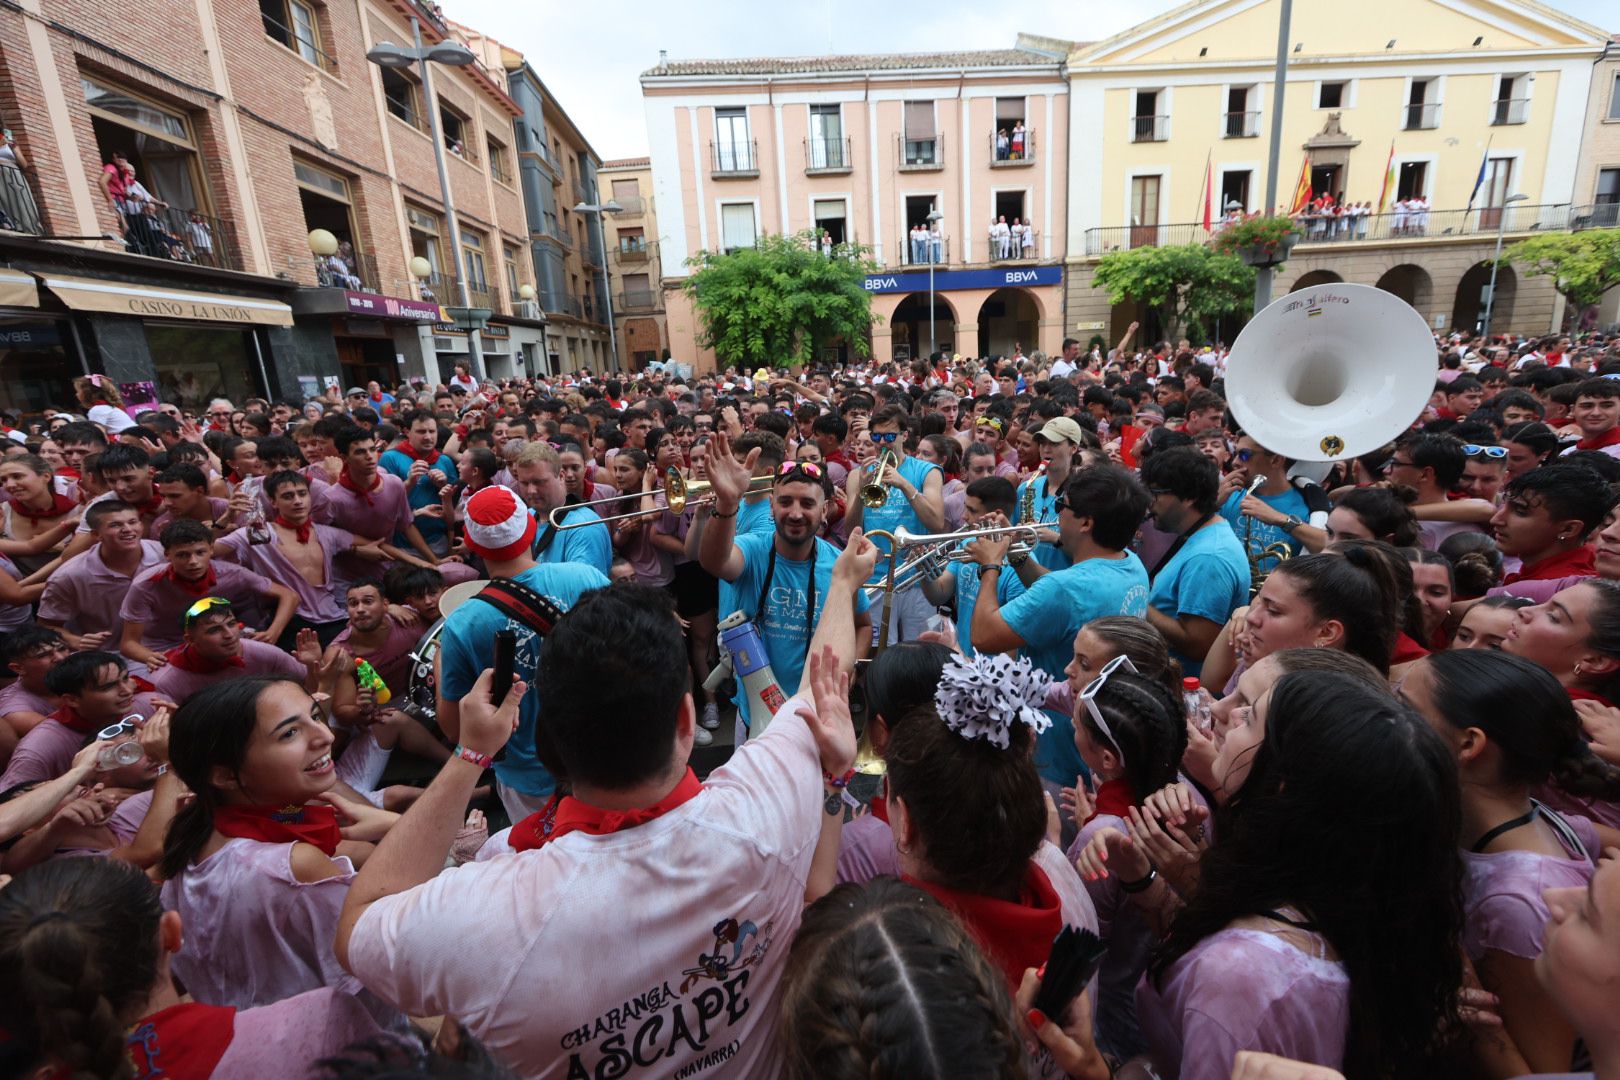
978,288,1041,358
889,292,957,361
1289,269,1343,292
1374,264,1433,314
1452,263,1516,336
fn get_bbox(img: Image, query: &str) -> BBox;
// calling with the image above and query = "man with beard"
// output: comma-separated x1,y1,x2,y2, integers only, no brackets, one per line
699,433,870,743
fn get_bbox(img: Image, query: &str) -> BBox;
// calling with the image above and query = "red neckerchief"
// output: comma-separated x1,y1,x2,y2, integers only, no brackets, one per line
50,703,96,735
1431,626,1451,652
391,440,439,465
1085,779,1136,825
57,466,81,481
868,794,890,824
1569,686,1615,707
1503,545,1596,586
274,515,313,543
905,862,1065,990
125,1001,236,1080
212,802,341,855
11,491,76,525
161,564,217,598
1391,631,1430,665
337,468,380,505
164,643,245,674
1577,426,1620,451
133,492,163,517
508,768,703,851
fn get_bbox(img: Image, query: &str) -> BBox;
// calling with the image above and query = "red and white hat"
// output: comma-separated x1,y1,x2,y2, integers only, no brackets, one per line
463,485,536,561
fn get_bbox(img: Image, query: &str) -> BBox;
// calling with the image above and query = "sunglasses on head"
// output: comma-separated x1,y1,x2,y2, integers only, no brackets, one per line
1080,654,1139,767
1463,444,1508,459
779,460,823,479
184,596,234,627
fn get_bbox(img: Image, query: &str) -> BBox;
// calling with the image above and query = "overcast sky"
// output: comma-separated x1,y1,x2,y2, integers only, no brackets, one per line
445,0,1616,161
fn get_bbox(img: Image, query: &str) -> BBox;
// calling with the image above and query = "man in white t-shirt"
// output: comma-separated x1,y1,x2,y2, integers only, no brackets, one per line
337,533,877,1078
1048,337,1082,380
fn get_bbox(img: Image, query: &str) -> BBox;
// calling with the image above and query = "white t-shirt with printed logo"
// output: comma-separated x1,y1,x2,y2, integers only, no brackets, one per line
346,696,826,1079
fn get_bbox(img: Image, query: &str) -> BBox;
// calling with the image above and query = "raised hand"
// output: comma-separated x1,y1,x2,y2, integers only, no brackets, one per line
705,431,760,508
460,667,525,759
1073,825,1150,884
805,644,856,778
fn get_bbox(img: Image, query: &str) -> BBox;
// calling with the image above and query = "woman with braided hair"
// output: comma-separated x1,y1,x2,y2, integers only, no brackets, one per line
0,858,382,1079
778,877,1032,1080
1400,648,1618,1076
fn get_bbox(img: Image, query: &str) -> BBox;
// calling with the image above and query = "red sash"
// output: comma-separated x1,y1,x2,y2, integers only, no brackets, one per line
1084,778,1136,825
337,469,381,506
134,493,163,517
1503,545,1596,586
125,1001,236,1080
213,802,342,855
12,491,76,525
1576,426,1620,452
162,564,217,598
274,515,313,543
164,644,245,674
509,768,703,851
1391,631,1430,665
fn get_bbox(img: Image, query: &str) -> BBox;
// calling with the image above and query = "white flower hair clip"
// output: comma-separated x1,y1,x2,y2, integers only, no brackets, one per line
934,652,1053,750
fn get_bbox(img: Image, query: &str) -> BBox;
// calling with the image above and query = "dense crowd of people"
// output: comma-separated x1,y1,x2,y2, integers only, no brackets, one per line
1,325,1620,1079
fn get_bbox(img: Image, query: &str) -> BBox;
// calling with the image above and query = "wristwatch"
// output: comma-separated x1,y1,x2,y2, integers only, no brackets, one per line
1281,515,1305,533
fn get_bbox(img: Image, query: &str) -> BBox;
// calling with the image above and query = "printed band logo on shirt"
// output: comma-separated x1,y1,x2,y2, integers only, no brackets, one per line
558,914,775,1077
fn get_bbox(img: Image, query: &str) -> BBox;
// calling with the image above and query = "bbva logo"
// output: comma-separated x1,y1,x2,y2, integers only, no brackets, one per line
864,277,899,289
1004,270,1040,284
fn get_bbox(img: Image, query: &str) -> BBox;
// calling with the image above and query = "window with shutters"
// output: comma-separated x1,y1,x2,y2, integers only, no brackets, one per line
720,203,757,253
902,101,940,168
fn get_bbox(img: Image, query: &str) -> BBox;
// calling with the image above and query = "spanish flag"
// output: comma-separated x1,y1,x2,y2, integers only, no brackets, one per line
1288,153,1312,214
1377,140,1396,214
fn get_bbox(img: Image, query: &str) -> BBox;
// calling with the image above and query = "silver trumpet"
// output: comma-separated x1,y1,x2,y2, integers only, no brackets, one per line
861,520,1055,599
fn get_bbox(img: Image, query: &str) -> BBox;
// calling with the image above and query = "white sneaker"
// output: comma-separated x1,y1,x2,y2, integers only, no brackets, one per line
700,703,721,730
694,726,714,747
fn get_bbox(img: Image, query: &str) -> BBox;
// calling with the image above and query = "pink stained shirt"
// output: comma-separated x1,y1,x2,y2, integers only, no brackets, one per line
317,471,413,543
149,640,307,703
216,523,358,623
0,693,160,789
149,497,229,539
1462,812,1599,963
331,617,422,698
120,561,280,650
350,695,829,1079
160,838,405,1030
0,679,55,731
128,990,387,1080
38,540,166,641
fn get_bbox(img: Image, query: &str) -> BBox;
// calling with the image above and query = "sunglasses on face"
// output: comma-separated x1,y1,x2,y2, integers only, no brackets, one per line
1081,654,1139,767
869,431,899,444
1463,444,1509,459
1234,448,1257,463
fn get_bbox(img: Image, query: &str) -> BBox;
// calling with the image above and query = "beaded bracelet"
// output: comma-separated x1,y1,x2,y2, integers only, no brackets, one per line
823,767,857,789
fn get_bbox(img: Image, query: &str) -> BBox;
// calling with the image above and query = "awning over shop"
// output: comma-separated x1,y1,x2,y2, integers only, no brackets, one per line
0,267,39,308
39,274,294,327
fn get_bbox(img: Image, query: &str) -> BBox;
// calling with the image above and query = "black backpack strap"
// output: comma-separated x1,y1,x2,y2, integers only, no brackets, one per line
472,577,565,636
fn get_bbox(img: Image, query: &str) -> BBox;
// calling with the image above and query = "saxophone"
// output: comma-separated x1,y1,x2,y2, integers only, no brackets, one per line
1020,464,1045,524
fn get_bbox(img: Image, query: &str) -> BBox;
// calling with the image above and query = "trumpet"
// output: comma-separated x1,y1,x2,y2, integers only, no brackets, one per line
1237,474,1293,597
549,467,772,529
860,521,1055,601
860,449,900,508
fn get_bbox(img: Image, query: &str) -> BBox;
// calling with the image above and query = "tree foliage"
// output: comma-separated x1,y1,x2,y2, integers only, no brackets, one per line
1092,244,1255,343
684,231,880,367
1500,229,1620,313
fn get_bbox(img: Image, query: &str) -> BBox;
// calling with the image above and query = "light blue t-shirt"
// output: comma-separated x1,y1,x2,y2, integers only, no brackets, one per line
378,446,458,546
1149,522,1252,676
1015,474,1072,571
737,496,776,538
1219,485,1308,576
1000,551,1150,785
531,503,611,577
953,553,1025,656
730,532,871,731
861,455,941,585
437,562,610,797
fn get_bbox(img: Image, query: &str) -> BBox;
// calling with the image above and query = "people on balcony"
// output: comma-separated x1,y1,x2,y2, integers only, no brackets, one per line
930,219,943,263
990,215,1012,260
1011,121,1026,160
996,128,1010,161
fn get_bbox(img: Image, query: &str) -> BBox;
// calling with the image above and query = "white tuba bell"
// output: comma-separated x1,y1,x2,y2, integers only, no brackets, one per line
1224,282,1437,463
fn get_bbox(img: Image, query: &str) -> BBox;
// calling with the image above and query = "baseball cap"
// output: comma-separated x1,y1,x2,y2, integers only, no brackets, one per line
1036,417,1085,445
463,485,537,561
345,387,367,398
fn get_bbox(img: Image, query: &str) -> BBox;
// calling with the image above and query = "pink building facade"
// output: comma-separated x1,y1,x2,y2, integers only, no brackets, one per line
641,36,1072,372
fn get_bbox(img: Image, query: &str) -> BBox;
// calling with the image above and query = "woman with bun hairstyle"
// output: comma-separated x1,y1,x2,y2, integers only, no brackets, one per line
1137,672,1466,1080
1440,531,1505,599
1500,421,1562,480
0,858,383,1079
1401,649,1617,1075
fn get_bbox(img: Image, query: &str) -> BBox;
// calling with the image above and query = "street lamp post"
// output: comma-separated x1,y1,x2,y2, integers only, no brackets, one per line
367,21,487,382
1255,0,1294,313
1481,192,1530,340
926,208,944,357
574,200,623,372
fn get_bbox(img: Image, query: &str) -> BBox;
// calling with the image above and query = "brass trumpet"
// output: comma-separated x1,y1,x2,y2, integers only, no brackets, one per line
549,466,772,529
860,449,900,508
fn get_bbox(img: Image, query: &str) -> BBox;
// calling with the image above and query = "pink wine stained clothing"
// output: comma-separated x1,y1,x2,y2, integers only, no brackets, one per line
1136,925,1351,1080
160,838,404,1029
0,680,54,732
127,990,386,1080
0,694,160,789
331,617,422,696
1536,784,1620,831
349,695,829,1079
217,524,357,622
149,497,229,538
835,809,900,884
121,561,279,649
149,640,307,702
1462,812,1598,962
38,541,165,641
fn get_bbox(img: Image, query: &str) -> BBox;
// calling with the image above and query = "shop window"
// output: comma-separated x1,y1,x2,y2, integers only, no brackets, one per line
0,319,77,424
147,324,261,410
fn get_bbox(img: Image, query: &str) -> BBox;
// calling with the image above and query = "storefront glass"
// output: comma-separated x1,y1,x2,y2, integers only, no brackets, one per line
0,316,78,424
145,323,260,410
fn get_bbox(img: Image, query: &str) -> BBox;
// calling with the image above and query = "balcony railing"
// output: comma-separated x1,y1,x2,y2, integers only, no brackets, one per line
574,178,595,204
991,128,1035,165
710,139,758,177
1573,202,1620,231
616,241,653,263
984,227,1038,261
805,136,852,173
543,292,583,319
260,11,339,74
312,249,380,291
897,132,945,170
899,235,950,266
1491,97,1530,125
1404,102,1441,130
119,204,244,271
1223,111,1260,138
1081,202,1575,255
0,165,42,235
1132,114,1169,142
618,289,658,312
613,195,645,215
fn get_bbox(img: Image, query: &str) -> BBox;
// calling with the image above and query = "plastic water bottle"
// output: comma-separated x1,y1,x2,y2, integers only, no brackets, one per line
1183,677,1214,734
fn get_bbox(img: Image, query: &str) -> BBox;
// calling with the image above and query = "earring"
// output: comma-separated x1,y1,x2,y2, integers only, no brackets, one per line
1575,662,1585,677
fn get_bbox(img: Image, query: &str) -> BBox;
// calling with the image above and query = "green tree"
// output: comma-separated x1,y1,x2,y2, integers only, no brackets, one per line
1500,229,1620,320
684,231,880,367
1092,244,1256,343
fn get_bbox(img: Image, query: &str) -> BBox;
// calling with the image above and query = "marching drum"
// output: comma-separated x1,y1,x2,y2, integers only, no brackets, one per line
401,578,489,729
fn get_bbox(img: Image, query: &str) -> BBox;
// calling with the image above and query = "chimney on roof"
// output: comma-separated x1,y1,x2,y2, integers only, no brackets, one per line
659,49,668,69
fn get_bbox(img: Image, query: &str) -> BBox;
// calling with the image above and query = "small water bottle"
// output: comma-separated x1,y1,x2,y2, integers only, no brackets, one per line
926,610,955,641
1183,677,1214,735
246,500,271,546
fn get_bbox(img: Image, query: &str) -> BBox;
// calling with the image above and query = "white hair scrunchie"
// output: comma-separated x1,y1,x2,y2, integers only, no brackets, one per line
933,652,1053,750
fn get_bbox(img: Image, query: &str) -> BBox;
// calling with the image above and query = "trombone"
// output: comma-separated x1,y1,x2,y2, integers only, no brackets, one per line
860,449,900,508
548,466,772,529
860,521,1054,601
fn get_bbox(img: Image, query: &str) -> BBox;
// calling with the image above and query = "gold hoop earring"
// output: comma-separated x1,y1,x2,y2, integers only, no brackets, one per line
1574,662,1585,677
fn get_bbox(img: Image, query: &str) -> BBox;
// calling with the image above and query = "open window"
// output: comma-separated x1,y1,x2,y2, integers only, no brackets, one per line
295,158,366,288
1317,81,1346,109
380,68,420,129
1224,86,1258,138
1492,75,1529,125
1220,169,1251,213
1396,161,1428,200
260,0,333,71
440,103,473,159
1405,78,1439,130
1132,90,1166,142
813,198,848,246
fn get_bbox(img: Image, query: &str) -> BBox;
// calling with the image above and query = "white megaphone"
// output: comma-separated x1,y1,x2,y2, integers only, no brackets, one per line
1224,283,1437,465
